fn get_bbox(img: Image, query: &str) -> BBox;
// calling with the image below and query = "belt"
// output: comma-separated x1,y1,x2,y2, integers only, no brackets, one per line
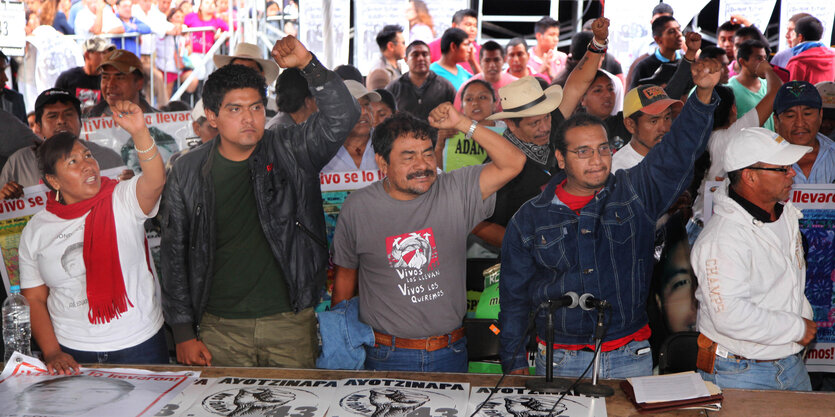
374,327,465,352
722,353,779,363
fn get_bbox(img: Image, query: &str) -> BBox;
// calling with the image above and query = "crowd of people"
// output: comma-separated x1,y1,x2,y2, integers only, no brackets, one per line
2,0,835,394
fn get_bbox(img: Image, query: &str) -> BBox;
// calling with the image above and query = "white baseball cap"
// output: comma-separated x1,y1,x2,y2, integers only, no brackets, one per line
724,127,812,172
343,80,381,102
191,100,206,121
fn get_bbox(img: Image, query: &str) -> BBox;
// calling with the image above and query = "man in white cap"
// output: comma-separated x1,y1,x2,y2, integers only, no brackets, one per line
321,80,382,172
214,42,280,86
692,127,816,391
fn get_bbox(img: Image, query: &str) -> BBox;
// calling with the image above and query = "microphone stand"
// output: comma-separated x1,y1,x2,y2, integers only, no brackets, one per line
525,300,574,393
575,305,614,397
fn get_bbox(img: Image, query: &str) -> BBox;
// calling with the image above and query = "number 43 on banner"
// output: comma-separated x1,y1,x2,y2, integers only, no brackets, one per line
0,1,25,57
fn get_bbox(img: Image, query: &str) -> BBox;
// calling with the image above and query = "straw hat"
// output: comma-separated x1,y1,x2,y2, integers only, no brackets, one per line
214,42,280,85
487,76,563,120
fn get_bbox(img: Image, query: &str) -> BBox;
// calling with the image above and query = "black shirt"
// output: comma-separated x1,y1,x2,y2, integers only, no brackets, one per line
386,72,455,120
55,67,102,108
629,52,679,90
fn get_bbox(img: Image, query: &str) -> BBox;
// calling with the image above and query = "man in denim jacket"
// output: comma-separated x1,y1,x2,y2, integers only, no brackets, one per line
499,58,723,377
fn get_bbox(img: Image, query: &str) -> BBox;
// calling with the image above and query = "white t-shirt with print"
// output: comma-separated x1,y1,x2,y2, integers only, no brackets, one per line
19,176,163,352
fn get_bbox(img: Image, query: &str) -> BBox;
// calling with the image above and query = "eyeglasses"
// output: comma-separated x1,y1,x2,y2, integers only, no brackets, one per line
566,144,613,159
747,166,791,174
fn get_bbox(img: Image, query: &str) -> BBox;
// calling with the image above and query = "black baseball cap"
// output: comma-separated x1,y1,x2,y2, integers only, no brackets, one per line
35,88,81,114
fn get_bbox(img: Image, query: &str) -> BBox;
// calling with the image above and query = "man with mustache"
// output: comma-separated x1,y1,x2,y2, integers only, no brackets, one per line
692,127,815,390
330,104,525,372
611,85,682,172
773,81,835,184
322,80,382,171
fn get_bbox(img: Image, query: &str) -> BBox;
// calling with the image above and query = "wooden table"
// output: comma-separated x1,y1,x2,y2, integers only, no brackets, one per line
94,365,835,417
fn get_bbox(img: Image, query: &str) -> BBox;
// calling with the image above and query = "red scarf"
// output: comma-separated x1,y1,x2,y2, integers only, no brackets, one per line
46,177,133,324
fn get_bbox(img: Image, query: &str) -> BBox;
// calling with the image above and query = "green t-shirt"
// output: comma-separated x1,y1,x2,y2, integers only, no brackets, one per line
206,147,292,318
728,76,774,132
443,125,506,172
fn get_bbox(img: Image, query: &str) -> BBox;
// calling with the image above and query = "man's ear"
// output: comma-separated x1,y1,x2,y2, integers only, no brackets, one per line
624,116,637,136
374,153,388,174
555,149,566,170
205,108,219,129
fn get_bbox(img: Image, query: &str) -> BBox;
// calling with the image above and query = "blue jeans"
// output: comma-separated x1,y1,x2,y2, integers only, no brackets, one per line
698,353,811,391
60,327,169,365
365,336,468,373
535,340,652,379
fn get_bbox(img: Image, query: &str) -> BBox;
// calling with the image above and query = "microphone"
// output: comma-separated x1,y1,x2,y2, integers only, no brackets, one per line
579,293,610,311
539,291,579,311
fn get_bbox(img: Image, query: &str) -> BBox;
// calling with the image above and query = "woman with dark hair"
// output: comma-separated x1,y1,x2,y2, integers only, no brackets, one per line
40,0,74,34
19,100,166,374
437,79,505,171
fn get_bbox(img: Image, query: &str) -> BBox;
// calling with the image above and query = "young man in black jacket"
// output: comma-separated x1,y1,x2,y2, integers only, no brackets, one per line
160,36,360,367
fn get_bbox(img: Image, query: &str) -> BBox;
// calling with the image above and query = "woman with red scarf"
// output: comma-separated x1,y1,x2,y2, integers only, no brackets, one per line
19,100,166,374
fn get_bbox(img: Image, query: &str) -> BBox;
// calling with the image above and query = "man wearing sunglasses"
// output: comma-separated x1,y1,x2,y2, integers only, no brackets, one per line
691,127,815,390
499,58,723,378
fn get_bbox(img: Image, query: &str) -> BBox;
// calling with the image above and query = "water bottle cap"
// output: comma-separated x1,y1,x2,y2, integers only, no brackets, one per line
9,285,20,293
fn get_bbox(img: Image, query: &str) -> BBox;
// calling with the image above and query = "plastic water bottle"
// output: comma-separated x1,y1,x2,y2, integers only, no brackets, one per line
3,285,31,363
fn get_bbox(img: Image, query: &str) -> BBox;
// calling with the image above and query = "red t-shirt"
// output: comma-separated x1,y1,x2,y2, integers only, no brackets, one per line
551,179,651,350
555,179,594,214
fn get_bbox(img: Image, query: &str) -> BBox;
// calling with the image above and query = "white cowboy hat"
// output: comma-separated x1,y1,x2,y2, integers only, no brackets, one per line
214,42,281,85
487,76,563,120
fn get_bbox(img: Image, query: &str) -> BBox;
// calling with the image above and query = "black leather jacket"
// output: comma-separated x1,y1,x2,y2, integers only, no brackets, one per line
159,57,360,343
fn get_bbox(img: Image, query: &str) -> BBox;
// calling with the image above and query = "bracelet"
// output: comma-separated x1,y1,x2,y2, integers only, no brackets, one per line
587,42,606,54
464,119,478,140
592,37,608,49
139,148,159,162
135,141,156,154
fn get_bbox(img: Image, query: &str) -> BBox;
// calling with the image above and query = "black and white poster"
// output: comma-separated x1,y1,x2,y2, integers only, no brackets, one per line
154,378,217,417
178,377,336,417
467,387,607,417
0,352,199,417
330,378,470,417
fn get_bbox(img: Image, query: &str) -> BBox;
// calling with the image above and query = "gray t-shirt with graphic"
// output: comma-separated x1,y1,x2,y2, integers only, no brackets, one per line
333,165,495,338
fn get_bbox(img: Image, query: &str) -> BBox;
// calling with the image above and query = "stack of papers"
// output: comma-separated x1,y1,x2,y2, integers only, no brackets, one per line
621,372,723,413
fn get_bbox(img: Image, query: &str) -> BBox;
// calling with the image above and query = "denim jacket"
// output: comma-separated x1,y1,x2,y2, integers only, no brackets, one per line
499,91,719,372
316,297,375,370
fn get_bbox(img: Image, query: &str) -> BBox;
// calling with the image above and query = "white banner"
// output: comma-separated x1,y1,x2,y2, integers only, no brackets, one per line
662,0,712,28
703,181,835,221
353,0,410,76
718,0,778,35
422,0,470,43
778,1,835,53
81,111,195,172
0,1,25,56
605,0,661,81
320,169,385,192
299,0,350,70
0,352,199,417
